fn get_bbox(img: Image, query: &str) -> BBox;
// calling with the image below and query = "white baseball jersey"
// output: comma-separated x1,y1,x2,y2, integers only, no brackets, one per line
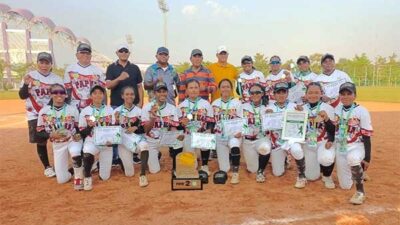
334,104,373,145
141,102,179,140
37,104,79,142
265,101,297,149
211,97,243,135
242,102,267,140
314,69,352,107
238,70,266,103
112,105,142,129
265,69,294,100
79,104,114,137
304,102,335,142
178,98,214,134
288,71,318,104
64,63,105,110
20,70,64,120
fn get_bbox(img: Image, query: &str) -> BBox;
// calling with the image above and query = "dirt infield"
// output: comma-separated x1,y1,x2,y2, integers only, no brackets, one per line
1,100,399,225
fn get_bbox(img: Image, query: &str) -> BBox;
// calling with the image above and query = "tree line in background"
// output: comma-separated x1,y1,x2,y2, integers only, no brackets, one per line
1,52,399,90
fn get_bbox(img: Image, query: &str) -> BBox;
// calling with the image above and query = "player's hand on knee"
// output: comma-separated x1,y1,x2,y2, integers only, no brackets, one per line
361,160,369,171
234,132,242,138
177,134,185,141
73,133,82,141
325,141,333,149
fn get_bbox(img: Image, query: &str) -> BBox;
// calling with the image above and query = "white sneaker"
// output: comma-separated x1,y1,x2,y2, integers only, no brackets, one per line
256,171,265,183
230,172,240,184
139,175,149,187
294,177,307,189
84,177,93,191
201,165,210,176
74,178,84,191
322,176,336,189
44,167,56,178
349,192,366,205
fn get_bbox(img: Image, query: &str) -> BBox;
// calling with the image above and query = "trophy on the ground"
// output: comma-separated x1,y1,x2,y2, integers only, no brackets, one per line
171,152,202,191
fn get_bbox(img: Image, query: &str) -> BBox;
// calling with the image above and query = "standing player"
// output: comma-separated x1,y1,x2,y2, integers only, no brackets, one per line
178,79,215,175
113,86,150,187
142,82,181,174
64,43,106,111
314,53,352,108
241,84,271,182
79,85,114,191
236,56,266,103
300,82,336,189
265,56,294,101
290,56,318,104
36,84,83,188
18,52,63,177
212,79,243,184
334,82,372,205
262,82,307,188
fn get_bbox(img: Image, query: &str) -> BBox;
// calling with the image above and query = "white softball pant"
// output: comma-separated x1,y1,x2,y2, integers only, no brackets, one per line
118,140,149,177
242,137,271,173
83,137,112,180
52,140,82,184
303,140,335,181
216,136,242,172
271,142,303,177
336,143,365,189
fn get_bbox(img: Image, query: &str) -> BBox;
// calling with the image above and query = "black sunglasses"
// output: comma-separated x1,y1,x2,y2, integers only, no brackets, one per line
118,49,129,53
51,90,66,95
250,91,263,95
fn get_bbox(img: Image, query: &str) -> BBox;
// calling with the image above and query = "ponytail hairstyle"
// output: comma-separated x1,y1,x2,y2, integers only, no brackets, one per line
48,83,69,105
249,83,269,106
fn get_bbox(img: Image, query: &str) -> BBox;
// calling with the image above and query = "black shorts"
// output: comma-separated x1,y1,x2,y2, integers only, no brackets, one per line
28,119,47,144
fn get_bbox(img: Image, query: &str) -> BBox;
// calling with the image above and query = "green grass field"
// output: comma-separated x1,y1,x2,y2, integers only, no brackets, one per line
1,87,399,102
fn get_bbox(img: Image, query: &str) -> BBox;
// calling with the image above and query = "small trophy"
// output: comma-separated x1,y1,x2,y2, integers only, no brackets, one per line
171,152,203,191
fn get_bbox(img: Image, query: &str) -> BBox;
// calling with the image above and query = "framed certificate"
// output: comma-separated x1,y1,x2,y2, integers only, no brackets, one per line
191,132,216,150
222,118,246,137
262,112,284,131
281,111,308,142
93,126,122,145
160,130,183,147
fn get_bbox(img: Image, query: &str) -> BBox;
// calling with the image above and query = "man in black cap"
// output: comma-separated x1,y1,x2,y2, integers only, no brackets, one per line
144,47,178,105
314,53,352,108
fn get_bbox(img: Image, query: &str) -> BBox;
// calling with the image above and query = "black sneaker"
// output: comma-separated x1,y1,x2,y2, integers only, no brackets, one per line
211,150,218,159
158,152,162,161
133,155,141,165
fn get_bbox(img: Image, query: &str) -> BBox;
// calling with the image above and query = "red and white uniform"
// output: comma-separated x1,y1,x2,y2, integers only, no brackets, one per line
314,69,352,108
64,63,105,110
212,97,243,172
334,104,373,189
238,70,266,103
265,69,294,100
37,104,82,184
21,70,63,120
141,102,179,173
289,71,318,104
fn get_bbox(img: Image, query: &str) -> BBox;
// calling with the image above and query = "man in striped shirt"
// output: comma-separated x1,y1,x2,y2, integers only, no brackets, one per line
178,49,217,103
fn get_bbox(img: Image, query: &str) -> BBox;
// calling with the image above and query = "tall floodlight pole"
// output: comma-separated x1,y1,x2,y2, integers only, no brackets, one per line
158,0,169,47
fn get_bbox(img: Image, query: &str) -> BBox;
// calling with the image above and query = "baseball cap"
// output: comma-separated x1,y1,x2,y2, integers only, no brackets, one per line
216,45,228,54
241,55,253,64
321,53,335,64
274,82,289,92
339,82,356,94
77,43,92,53
37,52,52,63
157,47,169,55
154,81,168,91
270,55,281,64
296,55,310,64
190,49,203,57
116,43,130,52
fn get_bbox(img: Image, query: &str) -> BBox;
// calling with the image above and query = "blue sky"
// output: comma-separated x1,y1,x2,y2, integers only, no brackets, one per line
2,0,400,66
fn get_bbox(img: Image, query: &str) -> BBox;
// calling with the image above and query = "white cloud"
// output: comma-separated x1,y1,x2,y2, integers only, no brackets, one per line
182,5,198,16
205,0,242,17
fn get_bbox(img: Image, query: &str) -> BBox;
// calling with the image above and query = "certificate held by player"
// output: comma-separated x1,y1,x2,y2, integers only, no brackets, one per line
262,112,284,131
222,118,246,137
94,126,122,145
281,111,308,142
160,130,182,147
191,132,216,150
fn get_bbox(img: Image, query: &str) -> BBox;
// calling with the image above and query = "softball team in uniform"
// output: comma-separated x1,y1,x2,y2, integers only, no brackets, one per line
178,79,215,175
264,82,307,188
79,85,114,191
113,86,150,187
334,82,373,205
19,52,63,178
36,84,83,187
237,56,267,103
301,82,336,189
212,79,243,184
241,84,271,179
141,82,181,175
